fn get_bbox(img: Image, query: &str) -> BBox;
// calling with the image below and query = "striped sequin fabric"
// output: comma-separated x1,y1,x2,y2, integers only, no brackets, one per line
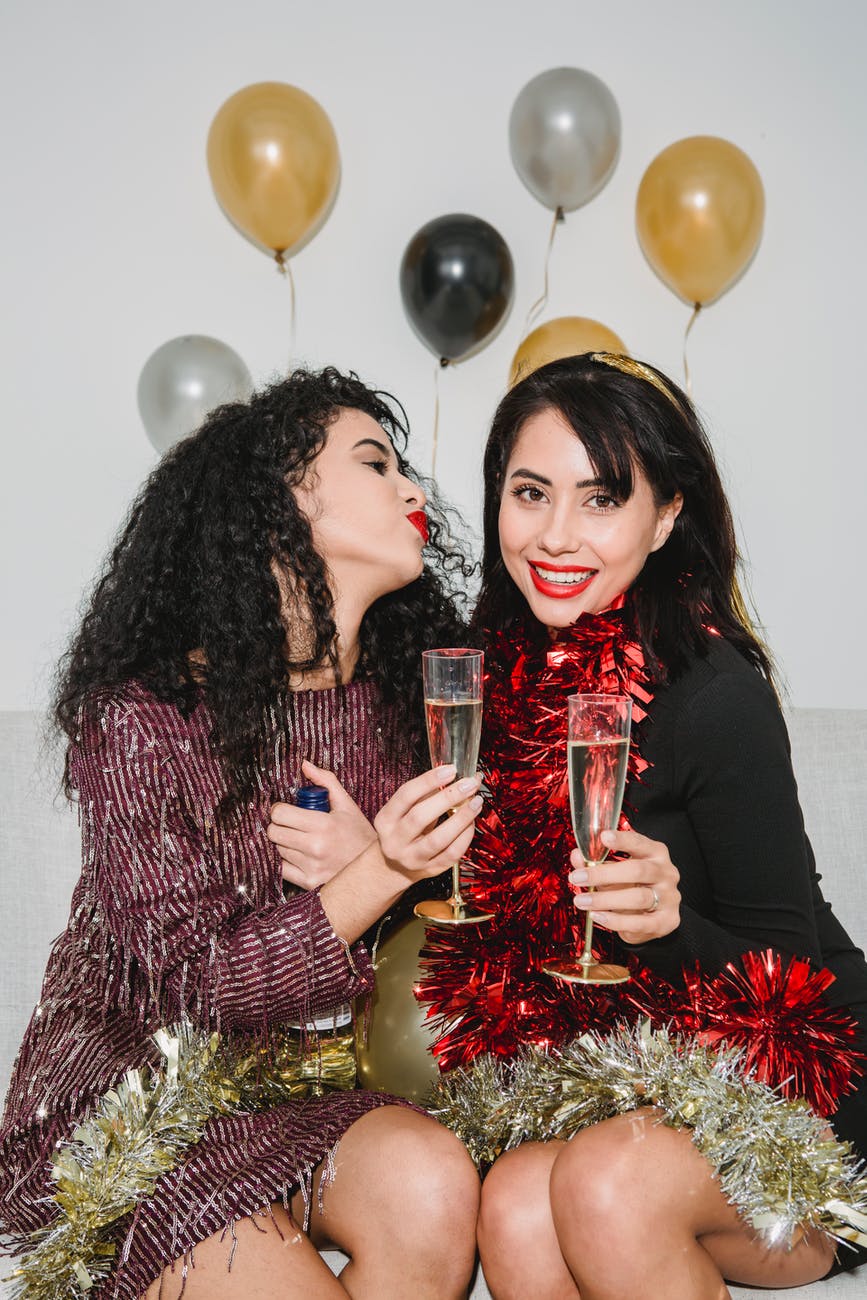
0,679,415,1298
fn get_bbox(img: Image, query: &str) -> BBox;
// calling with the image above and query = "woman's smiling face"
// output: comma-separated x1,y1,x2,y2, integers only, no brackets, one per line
497,407,682,630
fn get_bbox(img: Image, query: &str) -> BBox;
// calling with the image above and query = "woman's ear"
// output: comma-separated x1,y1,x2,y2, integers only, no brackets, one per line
650,492,684,553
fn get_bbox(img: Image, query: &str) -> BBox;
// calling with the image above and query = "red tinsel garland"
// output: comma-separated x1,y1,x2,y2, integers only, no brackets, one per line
416,613,863,1114
418,611,660,1068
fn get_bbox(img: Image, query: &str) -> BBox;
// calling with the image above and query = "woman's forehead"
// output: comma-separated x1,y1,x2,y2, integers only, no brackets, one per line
506,412,595,472
319,408,395,461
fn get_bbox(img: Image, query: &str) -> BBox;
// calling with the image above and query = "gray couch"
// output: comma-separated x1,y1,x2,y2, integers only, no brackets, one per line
1,709,865,1299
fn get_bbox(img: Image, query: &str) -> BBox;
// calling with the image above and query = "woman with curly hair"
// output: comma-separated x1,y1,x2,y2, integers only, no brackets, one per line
0,368,481,1300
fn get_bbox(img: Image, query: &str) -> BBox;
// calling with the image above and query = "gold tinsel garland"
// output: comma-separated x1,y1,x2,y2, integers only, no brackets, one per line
430,1021,867,1251
8,1023,356,1300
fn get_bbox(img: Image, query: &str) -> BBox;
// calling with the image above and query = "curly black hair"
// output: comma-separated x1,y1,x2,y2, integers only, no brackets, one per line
474,353,774,687
55,367,476,807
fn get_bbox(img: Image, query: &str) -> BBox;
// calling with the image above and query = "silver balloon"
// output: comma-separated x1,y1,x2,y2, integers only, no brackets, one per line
509,67,621,212
137,335,254,453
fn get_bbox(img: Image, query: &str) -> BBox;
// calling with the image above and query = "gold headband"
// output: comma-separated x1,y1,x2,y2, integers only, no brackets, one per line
590,352,679,409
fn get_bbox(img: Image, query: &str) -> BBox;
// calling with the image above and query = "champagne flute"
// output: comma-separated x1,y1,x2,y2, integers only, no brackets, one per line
543,693,632,985
414,649,494,926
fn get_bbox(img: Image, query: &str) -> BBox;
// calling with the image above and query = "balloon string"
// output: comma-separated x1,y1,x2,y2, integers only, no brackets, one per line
275,252,297,367
431,359,444,476
682,302,702,398
522,206,564,338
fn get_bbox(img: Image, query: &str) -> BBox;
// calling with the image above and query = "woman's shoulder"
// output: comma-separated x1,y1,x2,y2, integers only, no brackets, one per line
667,636,772,695
73,680,210,773
656,637,783,749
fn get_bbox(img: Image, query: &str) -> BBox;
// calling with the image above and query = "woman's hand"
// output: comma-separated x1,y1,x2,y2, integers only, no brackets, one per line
268,760,376,889
316,765,483,943
568,828,681,945
373,765,483,884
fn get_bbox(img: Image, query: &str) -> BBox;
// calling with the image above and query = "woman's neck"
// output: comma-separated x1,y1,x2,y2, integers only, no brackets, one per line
288,609,362,692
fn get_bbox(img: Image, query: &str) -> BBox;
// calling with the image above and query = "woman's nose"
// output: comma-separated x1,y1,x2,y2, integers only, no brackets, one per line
537,507,579,555
401,473,426,510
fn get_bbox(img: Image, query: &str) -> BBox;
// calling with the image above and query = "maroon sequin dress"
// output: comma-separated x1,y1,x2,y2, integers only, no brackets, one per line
0,679,416,1298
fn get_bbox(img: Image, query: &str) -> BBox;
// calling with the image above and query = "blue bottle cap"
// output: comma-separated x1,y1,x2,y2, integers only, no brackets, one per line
295,784,331,812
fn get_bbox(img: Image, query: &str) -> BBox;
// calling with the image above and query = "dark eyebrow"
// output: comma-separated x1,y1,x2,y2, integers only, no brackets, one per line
509,467,602,490
352,437,394,458
509,467,551,486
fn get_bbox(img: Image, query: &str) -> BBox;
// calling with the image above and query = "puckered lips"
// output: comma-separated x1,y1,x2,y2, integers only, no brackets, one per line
527,560,597,599
407,510,429,544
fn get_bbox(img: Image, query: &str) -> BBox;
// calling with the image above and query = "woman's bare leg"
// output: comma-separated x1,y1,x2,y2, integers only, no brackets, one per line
141,1201,346,1299
549,1110,835,1300
298,1105,480,1299
142,1105,479,1300
477,1142,579,1300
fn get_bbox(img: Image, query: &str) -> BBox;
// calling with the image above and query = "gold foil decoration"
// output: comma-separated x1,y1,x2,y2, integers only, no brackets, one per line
590,352,680,407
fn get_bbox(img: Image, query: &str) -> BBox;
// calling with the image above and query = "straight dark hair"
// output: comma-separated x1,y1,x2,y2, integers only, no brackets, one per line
473,353,773,685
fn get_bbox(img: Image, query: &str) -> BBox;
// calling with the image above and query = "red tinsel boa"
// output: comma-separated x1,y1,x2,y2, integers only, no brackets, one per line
417,610,657,1065
416,613,863,1115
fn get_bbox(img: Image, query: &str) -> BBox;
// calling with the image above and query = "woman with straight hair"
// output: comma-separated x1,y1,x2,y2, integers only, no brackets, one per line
421,353,867,1297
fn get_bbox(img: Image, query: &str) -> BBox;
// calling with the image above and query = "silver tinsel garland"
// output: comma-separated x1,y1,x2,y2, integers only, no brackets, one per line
7,1022,356,1300
430,1021,867,1250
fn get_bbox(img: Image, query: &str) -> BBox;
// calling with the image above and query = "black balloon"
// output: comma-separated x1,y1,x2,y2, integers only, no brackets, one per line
400,213,515,363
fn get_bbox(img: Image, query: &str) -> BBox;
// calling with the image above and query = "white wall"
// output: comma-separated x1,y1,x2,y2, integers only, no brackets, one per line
2,0,865,708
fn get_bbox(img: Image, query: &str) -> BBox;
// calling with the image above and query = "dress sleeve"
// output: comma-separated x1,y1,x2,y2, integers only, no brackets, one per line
633,666,825,981
73,695,373,1032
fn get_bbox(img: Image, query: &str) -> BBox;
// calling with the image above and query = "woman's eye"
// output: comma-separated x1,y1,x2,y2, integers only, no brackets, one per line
587,492,619,511
364,459,389,476
512,484,546,503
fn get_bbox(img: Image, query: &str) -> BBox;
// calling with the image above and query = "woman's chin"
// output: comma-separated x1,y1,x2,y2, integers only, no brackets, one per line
524,592,595,629
377,559,425,600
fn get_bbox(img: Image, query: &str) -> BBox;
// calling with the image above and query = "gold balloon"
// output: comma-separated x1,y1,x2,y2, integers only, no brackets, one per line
355,918,440,1103
509,316,628,387
636,135,764,306
207,81,340,260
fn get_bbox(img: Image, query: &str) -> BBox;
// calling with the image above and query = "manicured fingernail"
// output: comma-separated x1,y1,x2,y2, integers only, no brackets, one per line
436,764,456,779
600,830,615,846
457,776,480,793
469,795,483,812
570,868,589,885
573,894,592,909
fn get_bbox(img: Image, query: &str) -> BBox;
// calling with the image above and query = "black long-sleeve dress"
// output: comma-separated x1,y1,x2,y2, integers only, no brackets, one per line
421,625,867,1192
623,636,867,1162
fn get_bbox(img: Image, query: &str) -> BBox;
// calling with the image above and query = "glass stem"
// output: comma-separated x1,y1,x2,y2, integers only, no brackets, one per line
450,861,464,911
578,909,595,966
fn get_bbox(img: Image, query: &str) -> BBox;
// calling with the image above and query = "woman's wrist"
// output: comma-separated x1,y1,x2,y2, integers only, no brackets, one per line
317,839,407,943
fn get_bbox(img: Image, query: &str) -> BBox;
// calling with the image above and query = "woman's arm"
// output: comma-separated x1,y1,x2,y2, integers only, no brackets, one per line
74,698,372,1032
76,696,479,1033
626,665,825,979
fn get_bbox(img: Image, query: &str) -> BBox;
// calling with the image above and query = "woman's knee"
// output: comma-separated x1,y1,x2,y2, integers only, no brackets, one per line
359,1107,480,1234
550,1112,659,1232
478,1143,559,1256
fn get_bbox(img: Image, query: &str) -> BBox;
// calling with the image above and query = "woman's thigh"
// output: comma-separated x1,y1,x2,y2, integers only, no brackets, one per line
294,1104,480,1252
141,1201,345,1300
142,1106,479,1299
550,1111,835,1292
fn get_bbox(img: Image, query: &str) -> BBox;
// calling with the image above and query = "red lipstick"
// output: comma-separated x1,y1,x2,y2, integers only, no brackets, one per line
407,511,429,544
528,561,596,599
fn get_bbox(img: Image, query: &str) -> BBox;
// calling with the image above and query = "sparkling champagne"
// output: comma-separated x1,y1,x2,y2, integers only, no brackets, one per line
424,698,483,779
567,737,629,864
415,648,492,927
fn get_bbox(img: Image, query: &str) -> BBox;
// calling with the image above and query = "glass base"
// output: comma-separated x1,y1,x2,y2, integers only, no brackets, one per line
414,898,494,927
542,957,630,985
